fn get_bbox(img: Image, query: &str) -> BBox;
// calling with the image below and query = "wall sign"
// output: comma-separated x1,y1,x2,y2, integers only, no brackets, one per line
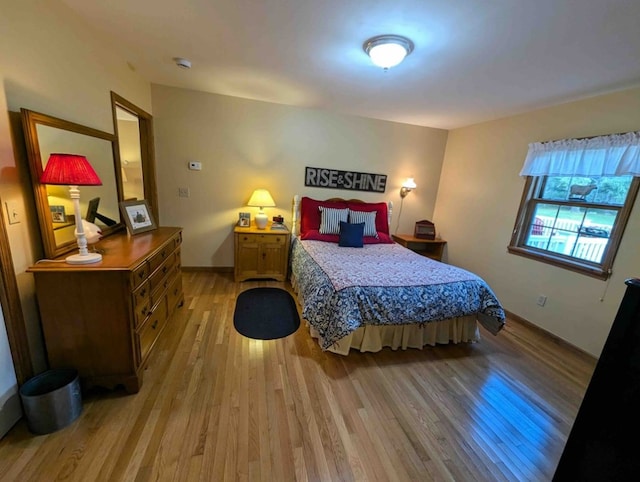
304,167,387,193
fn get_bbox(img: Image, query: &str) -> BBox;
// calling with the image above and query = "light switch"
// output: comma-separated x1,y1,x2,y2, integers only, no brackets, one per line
4,201,21,224
188,161,202,171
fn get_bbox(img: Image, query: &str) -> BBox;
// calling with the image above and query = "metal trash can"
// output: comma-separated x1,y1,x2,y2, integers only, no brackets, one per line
19,368,82,435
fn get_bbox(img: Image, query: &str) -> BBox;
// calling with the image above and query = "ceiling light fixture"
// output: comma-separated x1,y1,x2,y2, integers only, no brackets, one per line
363,35,414,70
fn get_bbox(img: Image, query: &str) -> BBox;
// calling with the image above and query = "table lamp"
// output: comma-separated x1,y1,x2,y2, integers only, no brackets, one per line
247,189,276,229
40,153,103,264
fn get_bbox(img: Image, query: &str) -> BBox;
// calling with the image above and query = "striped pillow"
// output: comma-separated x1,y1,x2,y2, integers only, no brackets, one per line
319,206,349,234
349,210,378,238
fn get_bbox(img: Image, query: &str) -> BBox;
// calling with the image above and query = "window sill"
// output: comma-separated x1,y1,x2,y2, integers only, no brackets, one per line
507,245,609,280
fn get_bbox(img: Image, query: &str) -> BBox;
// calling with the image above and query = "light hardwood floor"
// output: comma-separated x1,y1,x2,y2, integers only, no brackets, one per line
0,271,596,481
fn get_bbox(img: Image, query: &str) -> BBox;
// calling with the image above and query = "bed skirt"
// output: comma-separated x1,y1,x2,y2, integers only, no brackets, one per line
291,272,480,355
306,316,480,355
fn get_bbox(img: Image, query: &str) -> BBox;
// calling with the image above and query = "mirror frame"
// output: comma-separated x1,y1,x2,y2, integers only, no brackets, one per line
111,92,159,222
21,108,123,259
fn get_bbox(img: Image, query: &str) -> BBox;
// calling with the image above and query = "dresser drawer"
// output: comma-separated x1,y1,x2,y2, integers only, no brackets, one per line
131,262,150,290
150,264,180,307
137,298,168,364
148,251,178,293
134,299,151,328
148,244,173,274
167,274,183,312
133,280,150,306
173,232,182,250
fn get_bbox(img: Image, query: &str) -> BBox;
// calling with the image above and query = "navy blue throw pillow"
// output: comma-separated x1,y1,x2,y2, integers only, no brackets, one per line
339,221,365,247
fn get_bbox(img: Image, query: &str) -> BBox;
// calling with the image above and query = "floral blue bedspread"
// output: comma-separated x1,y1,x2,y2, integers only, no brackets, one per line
290,237,505,349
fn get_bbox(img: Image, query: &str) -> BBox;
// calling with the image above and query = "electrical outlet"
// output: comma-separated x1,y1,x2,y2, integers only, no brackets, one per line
536,295,547,307
188,161,202,171
178,187,190,198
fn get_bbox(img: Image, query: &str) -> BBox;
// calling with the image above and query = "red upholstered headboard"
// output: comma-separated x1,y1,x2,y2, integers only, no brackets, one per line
291,195,393,237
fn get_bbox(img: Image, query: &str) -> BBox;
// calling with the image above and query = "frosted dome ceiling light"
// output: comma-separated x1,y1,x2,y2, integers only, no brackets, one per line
363,35,414,69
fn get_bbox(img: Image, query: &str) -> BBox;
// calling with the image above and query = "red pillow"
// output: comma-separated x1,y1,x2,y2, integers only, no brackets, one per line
301,229,393,244
347,201,390,235
300,230,340,243
300,197,348,235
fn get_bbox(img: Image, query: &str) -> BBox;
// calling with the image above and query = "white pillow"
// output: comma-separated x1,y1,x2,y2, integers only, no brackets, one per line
349,210,378,238
319,206,349,234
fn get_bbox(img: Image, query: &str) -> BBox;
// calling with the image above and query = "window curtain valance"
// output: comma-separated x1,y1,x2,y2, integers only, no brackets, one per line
519,131,640,177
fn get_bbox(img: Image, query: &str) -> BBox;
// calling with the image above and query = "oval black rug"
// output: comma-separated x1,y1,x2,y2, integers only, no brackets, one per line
233,288,300,340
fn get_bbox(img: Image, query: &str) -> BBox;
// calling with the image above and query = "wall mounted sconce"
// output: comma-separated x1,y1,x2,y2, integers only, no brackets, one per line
400,177,417,198
247,188,276,229
40,153,103,264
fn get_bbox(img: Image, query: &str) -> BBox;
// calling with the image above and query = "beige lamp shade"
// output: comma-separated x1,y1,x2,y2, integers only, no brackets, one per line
247,189,276,209
247,189,276,229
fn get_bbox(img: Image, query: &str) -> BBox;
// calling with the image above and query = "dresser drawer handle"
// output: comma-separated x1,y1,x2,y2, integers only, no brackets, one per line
164,280,169,289
140,288,146,297
151,320,159,330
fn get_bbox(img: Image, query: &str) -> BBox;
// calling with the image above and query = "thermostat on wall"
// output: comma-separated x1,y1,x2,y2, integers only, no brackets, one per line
188,161,202,171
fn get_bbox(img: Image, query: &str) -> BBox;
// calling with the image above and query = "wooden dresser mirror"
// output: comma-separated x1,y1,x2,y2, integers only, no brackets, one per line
21,109,123,259
111,92,158,222
22,95,158,260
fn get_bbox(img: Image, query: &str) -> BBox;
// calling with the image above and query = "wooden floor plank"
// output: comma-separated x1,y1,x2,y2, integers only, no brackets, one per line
0,272,597,481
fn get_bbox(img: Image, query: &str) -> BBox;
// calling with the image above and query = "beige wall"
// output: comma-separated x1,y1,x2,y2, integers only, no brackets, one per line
435,86,640,357
151,85,449,267
0,1,152,375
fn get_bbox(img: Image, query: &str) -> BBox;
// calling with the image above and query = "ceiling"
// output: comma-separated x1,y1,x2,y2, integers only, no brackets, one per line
61,0,640,130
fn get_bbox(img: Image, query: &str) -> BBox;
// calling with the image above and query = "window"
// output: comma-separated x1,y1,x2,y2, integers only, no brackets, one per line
508,132,640,280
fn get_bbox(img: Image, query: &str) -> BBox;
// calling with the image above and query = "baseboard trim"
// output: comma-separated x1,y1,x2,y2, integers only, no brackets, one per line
181,266,233,273
505,309,597,362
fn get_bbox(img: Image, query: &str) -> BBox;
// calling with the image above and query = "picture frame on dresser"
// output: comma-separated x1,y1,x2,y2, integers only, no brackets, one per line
120,199,157,235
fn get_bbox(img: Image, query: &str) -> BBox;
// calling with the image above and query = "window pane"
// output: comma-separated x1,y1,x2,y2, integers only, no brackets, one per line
590,176,633,205
525,203,559,250
541,176,633,205
524,203,617,264
541,177,572,200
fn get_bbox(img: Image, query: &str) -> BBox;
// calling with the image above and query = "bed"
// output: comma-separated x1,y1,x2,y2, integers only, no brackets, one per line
289,195,505,355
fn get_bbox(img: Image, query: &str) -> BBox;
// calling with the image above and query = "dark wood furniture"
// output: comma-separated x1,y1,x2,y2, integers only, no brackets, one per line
392,234,447,262
27,227,184,393
553,278,640,480
234,223,290,282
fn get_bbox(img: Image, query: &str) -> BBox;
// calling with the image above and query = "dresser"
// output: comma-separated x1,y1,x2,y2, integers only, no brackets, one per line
234,223,290,282
28,227,183,393
392,234,447,262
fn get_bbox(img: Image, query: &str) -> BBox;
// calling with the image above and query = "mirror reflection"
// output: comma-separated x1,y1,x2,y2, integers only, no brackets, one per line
115,106,145,202
37,124,120,247
111,92,158,222
22,109,122,259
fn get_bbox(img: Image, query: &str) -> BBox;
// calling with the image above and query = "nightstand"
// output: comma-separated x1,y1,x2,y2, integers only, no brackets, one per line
234,223,291,282
392,234,447,262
